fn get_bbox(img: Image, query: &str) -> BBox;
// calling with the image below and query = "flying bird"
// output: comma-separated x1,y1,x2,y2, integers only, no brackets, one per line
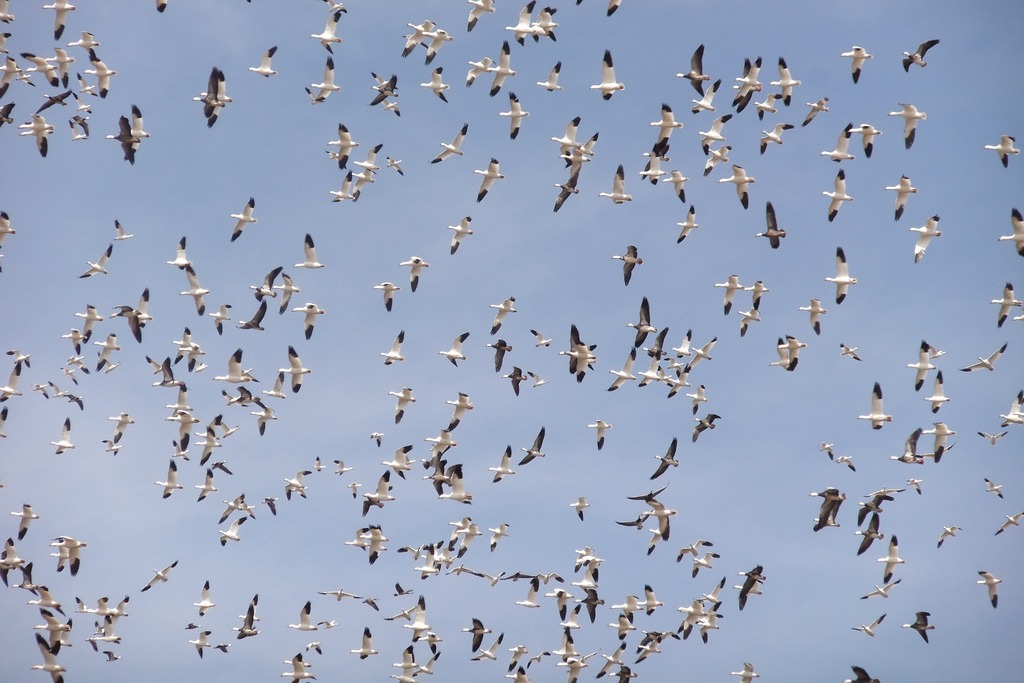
902,38,940,71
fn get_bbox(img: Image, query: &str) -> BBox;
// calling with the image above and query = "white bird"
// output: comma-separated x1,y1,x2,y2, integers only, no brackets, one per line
798,299,828,335
841,45,873,83
311,10,344,53
978,571,1002,608
467,0,495,31
537,61,562,91
960,342,1008,372
141,560,178,591
714,275,746,315
19,114,54,157
214,348,258,384
498,92,530,142
984,135,1019,167
650,103,683,144
10,503,39,540
279,346,311,393
505,2,537,45
591,49,624,99
32,633,66,683
885,175,917,221
877,535,904,583
852,122,882,157
998,208,1024,257
821,123,855,162
823,169,853,222
825,247,857,304
990,283,1021,327
219,516,247,545
860,579,902,600
488,41,516,97
686,78,721,116
858,382,892,430
888,103,927,149
984,478,1004,499
704,144,731,176
732,56,763,112
289,601,318,631
923,371,950,413
292,303,325,341
431,122,468,164
996,512,1024,535
249,45,277,77
909,215,942,262
306,56,340,104
50,417,74,454
607,349,637,391
84,49,116,98
599,164,632,203
718,164,755,209
759,122,793,155
730,661,760,683
801,97,829,126
851,614,886,637
399,256,430,292
936,525,961,548
908,340,937,391
80,247,116,281
439,332,471,366
155,460,183,498
229,197,257,242
283,652,316,680
770,56,800,104
978,430,1007,445
295,233,325,269
420,66,449,102
381,331,405,365
699,114,732,155
676,205,699,243
474,158,504,202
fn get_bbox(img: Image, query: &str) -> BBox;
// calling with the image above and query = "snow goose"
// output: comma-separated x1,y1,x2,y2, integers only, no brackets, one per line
759,122,793,154
537,61,562,90
888,103,926,149
858,382,892,429
599,164,632,203
731,57,762,112
718,164,754,208
691,78,722,115
984,135,1019,167
823,169,852,222
770,57,800,104
909,215,941,262
825,246,857,303
841,46,873,83
487,41,515,97
431,122,468,163
249,46,277,77
499,92,528,139
591,49,624,99
474,158,504,201
966,342,1011,377
311,10,344,53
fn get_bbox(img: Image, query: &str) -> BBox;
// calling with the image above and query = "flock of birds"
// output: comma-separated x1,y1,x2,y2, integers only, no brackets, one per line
0,2,1021,683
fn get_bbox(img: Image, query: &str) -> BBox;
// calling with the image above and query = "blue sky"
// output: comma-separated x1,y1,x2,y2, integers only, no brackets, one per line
2,1,1023,682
